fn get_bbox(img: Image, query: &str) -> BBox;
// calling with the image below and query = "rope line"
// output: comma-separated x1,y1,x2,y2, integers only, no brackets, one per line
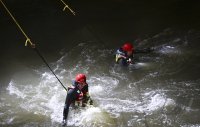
34,48,68,91
60,0,75,15
0,0,34,47
0,0,67,91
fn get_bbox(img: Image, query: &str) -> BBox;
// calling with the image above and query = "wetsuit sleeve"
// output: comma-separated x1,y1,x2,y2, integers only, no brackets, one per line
82,85,92,106
84,85,89,94
82,84,89,97
63,89,74,120
118,58,128,66
135,48,153,54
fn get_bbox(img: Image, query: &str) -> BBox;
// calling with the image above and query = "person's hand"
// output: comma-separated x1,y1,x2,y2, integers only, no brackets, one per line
89,99,93,105
82,103,86,107
128,58,135,64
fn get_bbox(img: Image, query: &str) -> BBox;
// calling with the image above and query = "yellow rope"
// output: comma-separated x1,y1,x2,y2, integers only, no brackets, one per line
0,0,69,91
0,0,35,47
60,0,75,15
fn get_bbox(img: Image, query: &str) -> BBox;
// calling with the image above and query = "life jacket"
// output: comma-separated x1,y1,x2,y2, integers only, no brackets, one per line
68,86,83,100
115,48,134,64
72,81,89,96
68,81,90,107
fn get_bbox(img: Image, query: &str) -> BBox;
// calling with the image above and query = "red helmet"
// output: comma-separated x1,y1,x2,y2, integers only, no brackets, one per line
75,74,86,83
122,42,134,52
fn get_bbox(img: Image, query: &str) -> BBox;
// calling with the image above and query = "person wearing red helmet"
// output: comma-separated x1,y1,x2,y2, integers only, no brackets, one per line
62,74,93,126
115,42,135,66
115,42,153,66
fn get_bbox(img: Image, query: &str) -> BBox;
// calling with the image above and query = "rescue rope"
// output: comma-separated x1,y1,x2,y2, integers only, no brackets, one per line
0,0,34,47
34,48,68,91
59,0,75,15
0,0,68,91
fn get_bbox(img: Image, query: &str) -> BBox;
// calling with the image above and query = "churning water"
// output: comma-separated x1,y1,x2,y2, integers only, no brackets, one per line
0,29,200,127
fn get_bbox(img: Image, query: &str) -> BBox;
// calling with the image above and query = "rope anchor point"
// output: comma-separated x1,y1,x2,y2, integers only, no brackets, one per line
25,38,35,48
63,5,68,11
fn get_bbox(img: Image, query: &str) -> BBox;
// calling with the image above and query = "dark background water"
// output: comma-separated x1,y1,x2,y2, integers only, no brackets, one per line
1,0,199,81
1,0,200,57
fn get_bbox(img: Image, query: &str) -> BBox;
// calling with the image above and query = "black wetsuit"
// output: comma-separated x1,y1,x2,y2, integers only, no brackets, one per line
63,81,89,121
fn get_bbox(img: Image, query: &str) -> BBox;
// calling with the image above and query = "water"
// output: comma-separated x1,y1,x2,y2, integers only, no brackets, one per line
1,0,200,126
0,28,200,126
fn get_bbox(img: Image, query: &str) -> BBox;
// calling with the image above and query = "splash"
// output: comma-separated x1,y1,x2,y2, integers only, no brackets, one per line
155,44,182,55
67,107,116,126
7,81,26,99
1,37,200,127
6,72,66,124
88,75,119,96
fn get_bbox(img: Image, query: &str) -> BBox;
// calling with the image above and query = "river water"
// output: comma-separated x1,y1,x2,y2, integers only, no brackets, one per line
0,0,200,127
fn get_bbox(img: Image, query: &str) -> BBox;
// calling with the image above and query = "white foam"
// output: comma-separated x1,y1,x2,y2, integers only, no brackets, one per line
136,63,148,66
91,85,103,93
141,91,175,112
67,107,115,126
145,93,168,111
79,107,102,122
98,91,175,117
158,45,181,54
41,72,58,84
6,117,15,124
99,98,139,115
5,70,66,123
88,76,119,96
37,72,66,122
5,70,177,127
6,81,26,99
45,94,64,122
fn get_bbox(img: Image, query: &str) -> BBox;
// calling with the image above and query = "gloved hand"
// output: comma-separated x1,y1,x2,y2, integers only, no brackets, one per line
82,96,93,106
89,99,93,105
82,103,87,107
127,58,135,64
86,95,93,105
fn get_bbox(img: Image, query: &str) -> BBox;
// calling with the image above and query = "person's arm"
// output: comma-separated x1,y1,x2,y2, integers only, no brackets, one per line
118,58,128,66
63,89,74,120
135,47,154,54
82,85,93,106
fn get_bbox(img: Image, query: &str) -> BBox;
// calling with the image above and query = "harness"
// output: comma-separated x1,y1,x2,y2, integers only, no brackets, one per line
68,86,84,106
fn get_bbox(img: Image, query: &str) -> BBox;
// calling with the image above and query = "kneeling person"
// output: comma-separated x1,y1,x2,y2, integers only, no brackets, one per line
62,74,92,126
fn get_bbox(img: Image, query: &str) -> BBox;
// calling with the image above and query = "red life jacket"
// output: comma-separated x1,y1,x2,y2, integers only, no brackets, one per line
68,86,84,102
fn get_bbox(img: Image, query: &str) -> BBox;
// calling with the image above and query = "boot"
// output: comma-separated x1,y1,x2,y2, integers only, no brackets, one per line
62,119,67,126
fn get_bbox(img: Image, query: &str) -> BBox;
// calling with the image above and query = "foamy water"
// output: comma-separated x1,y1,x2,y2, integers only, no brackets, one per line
1,30,200,126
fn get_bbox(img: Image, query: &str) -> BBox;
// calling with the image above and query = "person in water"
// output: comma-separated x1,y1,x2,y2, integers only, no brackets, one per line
115,42,153,66
62,74,93,126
